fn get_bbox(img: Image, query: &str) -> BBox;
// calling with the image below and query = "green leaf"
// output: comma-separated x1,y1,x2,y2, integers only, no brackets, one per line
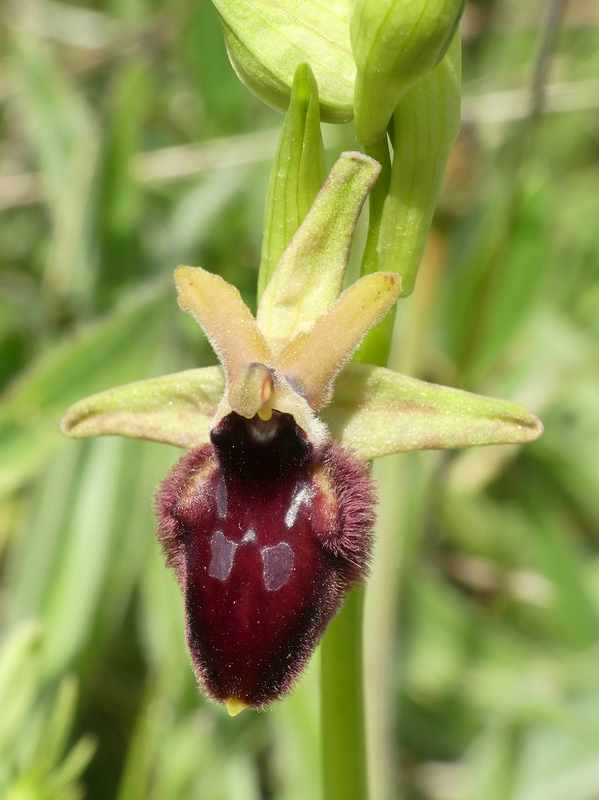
213,0,355,122
0,622,41,760
258,62,326,300
33,676,79,774
99,60,151,236
61,366,224,448
7,446,82,624
0,284,170,497
323,362,543,461
14,36,98,300
138,541,190,690
443,185,549,378
14,35,94,207
40,437,125,676
49,734,96,791
528,500,599,649
377,34,461,297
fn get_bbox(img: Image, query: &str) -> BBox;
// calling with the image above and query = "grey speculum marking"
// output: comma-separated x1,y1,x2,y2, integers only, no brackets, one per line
261,542,294,591
208,530,237,581
285,482,313,528
216,477,227,519
208,529,294,591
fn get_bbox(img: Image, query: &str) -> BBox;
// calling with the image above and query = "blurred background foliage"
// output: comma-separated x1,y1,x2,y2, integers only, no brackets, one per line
0,0,599,798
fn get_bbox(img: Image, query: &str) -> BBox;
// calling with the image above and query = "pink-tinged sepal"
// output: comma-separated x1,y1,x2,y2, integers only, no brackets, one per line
155,412,376,709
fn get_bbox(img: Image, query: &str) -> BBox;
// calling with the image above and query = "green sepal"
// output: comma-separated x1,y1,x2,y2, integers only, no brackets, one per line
258,62,326,301
213,0,354,122
323,362,543,461
352,0,465,145
377,34,461,297
257,152,381,353
60,367,225,449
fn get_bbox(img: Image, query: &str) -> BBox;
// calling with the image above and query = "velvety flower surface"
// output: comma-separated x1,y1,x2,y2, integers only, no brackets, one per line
157,419,374,710
61,152,542,714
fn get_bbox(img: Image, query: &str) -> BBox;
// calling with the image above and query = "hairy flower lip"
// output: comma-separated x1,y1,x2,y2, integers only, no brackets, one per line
156,417,376,709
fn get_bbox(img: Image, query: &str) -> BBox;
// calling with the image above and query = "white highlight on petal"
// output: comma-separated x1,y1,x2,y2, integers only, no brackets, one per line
208,530,237,581
261,542,294,592
285,482,314,528
242,529,256,543
216,477,227,519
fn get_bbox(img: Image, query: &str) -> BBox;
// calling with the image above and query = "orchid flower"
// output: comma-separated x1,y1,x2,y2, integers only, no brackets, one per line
61,152,542,716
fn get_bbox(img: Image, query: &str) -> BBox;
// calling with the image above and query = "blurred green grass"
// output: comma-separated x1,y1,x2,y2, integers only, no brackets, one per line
1,1,599,798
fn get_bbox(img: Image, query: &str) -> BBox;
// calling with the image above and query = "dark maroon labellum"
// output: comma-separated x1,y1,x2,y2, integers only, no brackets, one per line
155,411,375,710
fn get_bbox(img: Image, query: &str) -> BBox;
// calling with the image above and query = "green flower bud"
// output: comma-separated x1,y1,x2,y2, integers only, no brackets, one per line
376,34,461,297
351,0,465,144
212,0,355,123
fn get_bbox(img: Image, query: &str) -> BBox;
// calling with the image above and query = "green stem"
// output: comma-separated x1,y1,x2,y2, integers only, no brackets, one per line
321,584,368,800
320,138,397,796
361,137,392,276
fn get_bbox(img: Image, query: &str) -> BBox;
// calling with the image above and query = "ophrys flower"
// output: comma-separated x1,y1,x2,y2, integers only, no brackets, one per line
61,153,542,715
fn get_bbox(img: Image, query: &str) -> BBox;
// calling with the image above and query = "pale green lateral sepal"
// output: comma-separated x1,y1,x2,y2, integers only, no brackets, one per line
377,34,461,296
258,62,326,301
352,0,465,144
60,367,225,449
323,362,543,461
213,0,355,122
257,152,381,354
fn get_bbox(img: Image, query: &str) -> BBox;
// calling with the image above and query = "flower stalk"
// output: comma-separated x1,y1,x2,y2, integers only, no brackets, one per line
321,586,368,800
